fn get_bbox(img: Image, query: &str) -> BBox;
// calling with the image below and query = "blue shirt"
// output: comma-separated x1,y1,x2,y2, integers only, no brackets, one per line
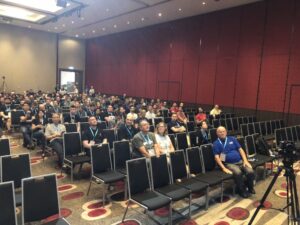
213,136,242,163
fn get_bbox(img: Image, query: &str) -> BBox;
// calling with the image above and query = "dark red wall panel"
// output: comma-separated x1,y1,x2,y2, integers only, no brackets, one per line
181,60,199,103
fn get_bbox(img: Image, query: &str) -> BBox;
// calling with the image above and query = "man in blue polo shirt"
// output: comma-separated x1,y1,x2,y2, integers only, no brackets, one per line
213,126,255,198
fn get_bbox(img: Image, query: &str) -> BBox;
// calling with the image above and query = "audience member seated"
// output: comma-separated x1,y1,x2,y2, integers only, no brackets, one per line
210,104,222,118
32,110,47,151
155,122,174,155
0,97,13,133
45,113,66,167
82,116,107,155
176,106,188,124
195,107,207,125
135,109,149,124
103,105,116,129
20,102,35,149
132,119,160,158
127,106,138,120
213,126,255,198
118,115,138,140
63,105,80,123
170,102,179,114
145,105,156,120
168,113,186,134
199,121,209,144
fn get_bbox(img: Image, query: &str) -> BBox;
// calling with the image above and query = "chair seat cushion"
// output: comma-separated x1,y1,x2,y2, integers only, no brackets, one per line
116,168,127,175
156,184,190,201
177,178,208,193
94,171,125,183
65,155,90,164
43,218,69,225
207,170,233,180
195,173,222,186
132,191,171,211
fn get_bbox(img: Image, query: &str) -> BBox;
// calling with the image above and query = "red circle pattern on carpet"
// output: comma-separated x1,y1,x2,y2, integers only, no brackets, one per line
62,192,84,201
226,207,249,220
87,208,107,217
58,184,73,192
253,200,272,210
179,219,198,225
214,222,230,225
42,208,72,223
119,220,141,225
154,207,169,217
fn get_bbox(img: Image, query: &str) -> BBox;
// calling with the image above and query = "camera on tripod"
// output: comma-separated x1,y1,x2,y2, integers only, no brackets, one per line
278,141,297,165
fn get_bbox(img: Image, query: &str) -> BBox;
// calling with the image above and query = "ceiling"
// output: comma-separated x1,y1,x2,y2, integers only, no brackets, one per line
0,0,262,39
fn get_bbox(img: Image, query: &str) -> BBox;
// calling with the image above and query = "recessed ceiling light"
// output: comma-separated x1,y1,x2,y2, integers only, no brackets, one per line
92,30,95,33
113,24,117,28
47,29,50,31
81,17,84,20
105,8,109,12
6,20,10,24
127,21,130,25
0,4,46,22
62,24,65,27
141,17,145,21
202,2,206,5
28,25,31,28
75,34,79,37
102,27,106,31
158,13,162,17
54,26,58,30
71,20,74,24
178,8,182,11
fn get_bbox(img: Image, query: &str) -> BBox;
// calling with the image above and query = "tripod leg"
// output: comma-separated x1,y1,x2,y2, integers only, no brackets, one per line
290,173,300,223
292,176,300,221
286,175,291,224
248,167,283,225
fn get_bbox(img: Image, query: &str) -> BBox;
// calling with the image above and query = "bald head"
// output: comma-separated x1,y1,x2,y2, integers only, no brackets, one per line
216,126,227,139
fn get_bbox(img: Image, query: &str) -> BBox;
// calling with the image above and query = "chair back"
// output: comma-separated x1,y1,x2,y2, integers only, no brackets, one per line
248,123,255,135
113,140,131,170
0,138,10,157
231,117,239,130
22,174,59,223
149,154,171,189
176,133,189,151
186,121,195,132
0,181,17,225
245,135,257,157
126,158,150,196
200,144,216,172
225,118,233,131
266,121,272,135
65,123,77,133
63,132,82,156
209,128,218,143
186,147,203,175
241,124,249,137
169,150,188,180
90,144,112,174
1,153,31,188
237,136,247,151
11,110,24,126
254,122,261,134
103,129,116,148
189,131,203,147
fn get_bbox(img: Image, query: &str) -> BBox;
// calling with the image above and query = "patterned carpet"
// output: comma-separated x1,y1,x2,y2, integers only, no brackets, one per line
7,135,300,225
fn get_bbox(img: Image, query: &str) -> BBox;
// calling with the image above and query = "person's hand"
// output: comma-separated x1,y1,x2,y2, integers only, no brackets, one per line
243,161,252,169
222,168,233,174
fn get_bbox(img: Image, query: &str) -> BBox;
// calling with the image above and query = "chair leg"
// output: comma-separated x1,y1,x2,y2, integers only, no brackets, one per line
188,194,192,218
102,184,106,208
205,187,209,210
87,181,92,196
169,203,172,225
122,200,130,222
71,165,73,182
220,182,224,203
124,179,128,200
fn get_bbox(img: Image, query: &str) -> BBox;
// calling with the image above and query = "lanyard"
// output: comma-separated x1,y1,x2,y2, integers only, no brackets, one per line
142,133,150,143
218,137,228,151
89,127,98,140
125,125,132,137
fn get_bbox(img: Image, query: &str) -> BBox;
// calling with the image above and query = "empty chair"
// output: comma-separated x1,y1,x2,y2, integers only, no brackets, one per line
11,110,24,129
87,144,126,204
189,131,203,147
0,138,10,156
231,117,239,131
186,121,195,132
164,117,171,124
236,136,247,152
271,121,277,133
266,121,272,135
219,119,226,127
0,181,17,225
292,126,298,142
176,132,189,151
209,128,218,143
279,120,284,128
243,117,248,124
22,174,70,225
248,116,254,123
153,117,164,127
240,124,249,137
62,132,90,181
254,122,261,134
259,122,267,136
213,119,220,128
64,123,77,133
149,154,191,218
248,123,255,135
102,129,117,149
168,134,177,150
79,122,89,137
122,158,172,224
286,127,293,142
169,150,208,203
275,120,281,129
1,153,31,206
238,117,244,127
225,118,233,131
113,140,131,174
252,116,257,122
160,109,169,118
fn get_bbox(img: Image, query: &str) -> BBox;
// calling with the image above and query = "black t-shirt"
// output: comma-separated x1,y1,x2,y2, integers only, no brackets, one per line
81,127,104,144
118,124,138,140
32,117,47,131
20,110,33,126
168,120,184,134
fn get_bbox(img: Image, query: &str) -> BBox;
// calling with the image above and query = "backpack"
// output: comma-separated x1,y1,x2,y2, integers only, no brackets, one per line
255,136,271,156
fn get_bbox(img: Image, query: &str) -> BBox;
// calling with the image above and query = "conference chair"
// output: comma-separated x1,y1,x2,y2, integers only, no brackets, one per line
1,153,31,206
0,181,17,225
168,134,177,150
22,174,70,225
122,158,172,224
188,130,203,147
0,138,10,156
176,133,189,152
241,124,249,137
87,144,126,205
62,132,90,181
186,121,195,132
103,129,117,149
209,128,218,143
113,140,131,175
64,123,77,133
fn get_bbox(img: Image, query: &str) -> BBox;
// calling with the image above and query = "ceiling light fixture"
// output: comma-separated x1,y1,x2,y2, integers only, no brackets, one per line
202,2,206,5
158,13,162,17
0,4,46,22
102,27,106,31
113,24,117,28
71,20,74,24
178,8,182,11
127,21,130,25
92,30,95,33
141,17,145,21
75,34,79,37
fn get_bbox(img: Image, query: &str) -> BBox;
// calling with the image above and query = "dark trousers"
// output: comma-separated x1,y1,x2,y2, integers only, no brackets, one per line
50,138,63,166
226,162,255,193
32,130,46,149
20,125,32,146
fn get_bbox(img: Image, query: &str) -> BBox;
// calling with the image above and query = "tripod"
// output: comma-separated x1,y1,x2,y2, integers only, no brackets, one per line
248,159,300,225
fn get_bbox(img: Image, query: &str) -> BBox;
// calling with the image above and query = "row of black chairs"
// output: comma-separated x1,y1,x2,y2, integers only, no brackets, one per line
275,125,300,148
0,174,70,225
240,119,284,138
212,115,256,131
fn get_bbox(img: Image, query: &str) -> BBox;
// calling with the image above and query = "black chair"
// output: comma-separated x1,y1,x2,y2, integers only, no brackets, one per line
153,117,164,127
231,117,239,131
236,136,247,152
113,140,131,174
103,129,117,149
254,122,261,134
213,119,220,128
79,122,89,137
220,119,226,127
243,117,248,124
279,120,284,128
286,127,300,149
271,120,277,133
22,174,70,225
186,147,226,206
259,122,267,136
189,131,203,147
1,153,31,206
186,121,195,132
160,109,169,118
164,117,171,124
62,132,90,181
248,116,254,123
87,144,126,204
275,120,281,129
11,110,24,130
149,125,155,133
79,117,89,122
292,126,299,142
98,121,107,130
248,123,255,135
225,118,233,131
245,135,274,172
296,126,300,140
176,133,189,152
209,128,218,143
0,138,10,156
241,124,249,137
0,181,17,225
266,121,273,135
64,123,77,133
238,117,244,128
122,158,172,224
168,134,177,150
149,154,191,218
169,150,209,205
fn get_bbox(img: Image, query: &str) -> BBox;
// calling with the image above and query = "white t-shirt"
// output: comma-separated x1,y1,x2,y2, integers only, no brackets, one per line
155,134,172,155
145,111,156,120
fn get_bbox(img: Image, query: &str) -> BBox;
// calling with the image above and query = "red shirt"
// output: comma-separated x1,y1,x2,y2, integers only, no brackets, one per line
170,107,179,113
195,113,206,122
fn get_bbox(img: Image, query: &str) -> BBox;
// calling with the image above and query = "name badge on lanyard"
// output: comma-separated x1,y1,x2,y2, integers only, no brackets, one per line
218,137,227,162
90,127,98,144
